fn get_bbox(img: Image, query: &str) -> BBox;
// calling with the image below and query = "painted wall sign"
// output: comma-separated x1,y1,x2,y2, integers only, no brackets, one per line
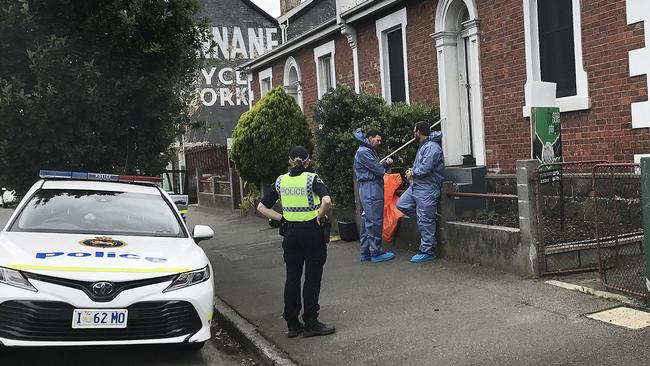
198,26,278,108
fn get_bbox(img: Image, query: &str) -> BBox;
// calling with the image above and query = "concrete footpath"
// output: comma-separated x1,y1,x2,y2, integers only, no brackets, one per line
188,207,650,365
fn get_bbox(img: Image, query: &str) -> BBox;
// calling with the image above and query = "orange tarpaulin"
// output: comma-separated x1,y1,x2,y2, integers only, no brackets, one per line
383,173,404,243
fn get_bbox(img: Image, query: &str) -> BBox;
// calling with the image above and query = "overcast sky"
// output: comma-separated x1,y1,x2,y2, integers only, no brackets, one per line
250,0,281,17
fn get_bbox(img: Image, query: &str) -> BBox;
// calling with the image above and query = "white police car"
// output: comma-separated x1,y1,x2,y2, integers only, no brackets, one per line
0,170,215,349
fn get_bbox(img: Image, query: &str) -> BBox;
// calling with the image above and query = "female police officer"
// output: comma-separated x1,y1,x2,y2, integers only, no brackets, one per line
257,146,335,338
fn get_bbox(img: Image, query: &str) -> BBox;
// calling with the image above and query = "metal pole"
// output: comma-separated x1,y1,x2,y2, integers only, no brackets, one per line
379,118,445,163
640,157,650,305
559,166,564,232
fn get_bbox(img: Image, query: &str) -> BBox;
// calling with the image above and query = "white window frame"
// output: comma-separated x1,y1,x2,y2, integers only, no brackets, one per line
284,56,303,110
627,0,650,129
376,8,410,104
314,40,336,99
258,67,273,96
523,0,589,117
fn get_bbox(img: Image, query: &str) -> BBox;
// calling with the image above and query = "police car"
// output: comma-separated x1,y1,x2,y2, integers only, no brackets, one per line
0,170,215,349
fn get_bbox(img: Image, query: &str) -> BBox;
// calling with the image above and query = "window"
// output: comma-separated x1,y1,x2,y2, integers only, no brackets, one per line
314,41,336,99
386,28,406,103
319,55,333,92
376,8,409,104
523,0,588,116
258,67,273,96
12,189,184,237
537,0,576,98
284,57,303,110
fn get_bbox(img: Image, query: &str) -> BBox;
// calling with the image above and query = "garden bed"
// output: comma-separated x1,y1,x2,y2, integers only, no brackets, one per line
459,211,519,228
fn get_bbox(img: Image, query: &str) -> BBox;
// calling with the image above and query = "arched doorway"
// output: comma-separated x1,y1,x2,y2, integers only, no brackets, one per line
433,0,485,166
283,57,303,110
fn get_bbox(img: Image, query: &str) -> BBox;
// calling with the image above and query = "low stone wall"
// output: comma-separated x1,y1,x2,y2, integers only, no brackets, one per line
388,217,535,277
440,222,533,277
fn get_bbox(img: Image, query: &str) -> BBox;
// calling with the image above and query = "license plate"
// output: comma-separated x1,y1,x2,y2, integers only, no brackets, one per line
72,309,128,329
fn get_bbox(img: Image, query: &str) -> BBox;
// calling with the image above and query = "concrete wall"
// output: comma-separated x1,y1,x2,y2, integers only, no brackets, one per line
440,222,529,276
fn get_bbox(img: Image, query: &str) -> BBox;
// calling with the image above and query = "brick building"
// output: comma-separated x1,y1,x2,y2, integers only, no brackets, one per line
241,0,650,173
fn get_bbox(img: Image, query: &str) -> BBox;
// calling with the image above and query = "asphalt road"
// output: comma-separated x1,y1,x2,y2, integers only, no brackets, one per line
0,207,257,366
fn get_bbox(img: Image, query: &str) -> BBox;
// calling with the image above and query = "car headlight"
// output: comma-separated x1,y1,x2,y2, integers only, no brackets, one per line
163,266,210,293
0,267,37,292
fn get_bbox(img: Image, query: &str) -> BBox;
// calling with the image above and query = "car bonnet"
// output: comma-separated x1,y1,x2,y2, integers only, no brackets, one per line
0,232,208,281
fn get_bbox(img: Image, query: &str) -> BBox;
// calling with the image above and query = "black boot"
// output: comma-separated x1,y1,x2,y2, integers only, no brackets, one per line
287,321,304,338
303,320,335,337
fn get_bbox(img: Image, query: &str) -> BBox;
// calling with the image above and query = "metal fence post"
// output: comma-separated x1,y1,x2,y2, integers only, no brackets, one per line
641,158,650,305
517,160,541,277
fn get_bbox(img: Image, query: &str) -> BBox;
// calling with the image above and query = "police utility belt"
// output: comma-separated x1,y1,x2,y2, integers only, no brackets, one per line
279,217,330,243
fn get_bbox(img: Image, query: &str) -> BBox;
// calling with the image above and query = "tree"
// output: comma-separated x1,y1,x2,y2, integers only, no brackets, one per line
230,86,313,185
0,0,211,193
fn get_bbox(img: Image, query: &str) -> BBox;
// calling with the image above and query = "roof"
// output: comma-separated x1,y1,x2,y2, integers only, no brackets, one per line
240,0,279,24
278,0,318,23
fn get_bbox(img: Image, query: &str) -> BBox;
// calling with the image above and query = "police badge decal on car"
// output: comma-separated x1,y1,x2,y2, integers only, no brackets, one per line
80,236,127,248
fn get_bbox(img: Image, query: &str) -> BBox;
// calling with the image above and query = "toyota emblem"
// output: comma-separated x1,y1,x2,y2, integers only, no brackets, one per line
92,282,114,296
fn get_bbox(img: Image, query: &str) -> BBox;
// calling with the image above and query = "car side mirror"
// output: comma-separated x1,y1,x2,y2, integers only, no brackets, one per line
193,225,214,243
1,188,5,191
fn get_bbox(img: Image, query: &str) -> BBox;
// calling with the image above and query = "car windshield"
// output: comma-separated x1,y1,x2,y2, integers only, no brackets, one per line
11,189,184,237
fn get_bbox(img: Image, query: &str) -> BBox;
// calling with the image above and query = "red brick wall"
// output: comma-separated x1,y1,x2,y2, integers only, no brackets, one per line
569,0,648,162
335,35,355,88
478,0,529,172
480,0,649,172
405,0,439,105
251,0,649,172
356,17,382,95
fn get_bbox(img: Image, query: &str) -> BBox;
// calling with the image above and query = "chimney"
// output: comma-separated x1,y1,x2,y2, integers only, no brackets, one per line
280,0,301,16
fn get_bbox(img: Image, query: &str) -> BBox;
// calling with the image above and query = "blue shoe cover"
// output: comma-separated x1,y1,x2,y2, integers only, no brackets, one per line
410,253,437,263
371,252,395,263
360,254,371,262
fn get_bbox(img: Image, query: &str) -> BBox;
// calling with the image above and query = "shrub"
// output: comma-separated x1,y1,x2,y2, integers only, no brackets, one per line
313,85,439,208
314,86,388,208
231,86,313,186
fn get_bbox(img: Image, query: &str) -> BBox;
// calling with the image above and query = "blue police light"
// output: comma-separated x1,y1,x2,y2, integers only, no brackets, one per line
39,170,87,179
39,170,118,181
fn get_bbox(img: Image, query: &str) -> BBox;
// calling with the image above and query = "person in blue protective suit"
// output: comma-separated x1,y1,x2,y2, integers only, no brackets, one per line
353,128,396,263
397,121,444,263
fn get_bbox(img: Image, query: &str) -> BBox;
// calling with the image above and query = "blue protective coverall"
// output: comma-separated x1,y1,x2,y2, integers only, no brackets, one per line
396,131,444,254
353,128,391,257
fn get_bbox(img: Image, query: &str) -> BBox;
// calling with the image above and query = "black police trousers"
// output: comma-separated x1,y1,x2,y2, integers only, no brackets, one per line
282,220,327,326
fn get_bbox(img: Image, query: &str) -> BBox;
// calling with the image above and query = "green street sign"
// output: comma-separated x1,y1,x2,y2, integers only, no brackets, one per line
531,107,562,185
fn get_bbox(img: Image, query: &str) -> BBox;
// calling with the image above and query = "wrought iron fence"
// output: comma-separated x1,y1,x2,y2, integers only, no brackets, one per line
592,163,645,298
535,161,607,275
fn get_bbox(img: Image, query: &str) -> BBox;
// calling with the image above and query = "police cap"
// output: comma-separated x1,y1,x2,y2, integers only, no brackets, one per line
288,146,310,160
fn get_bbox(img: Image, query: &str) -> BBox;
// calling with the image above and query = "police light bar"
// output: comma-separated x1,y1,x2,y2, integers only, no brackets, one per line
39,170,162,184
